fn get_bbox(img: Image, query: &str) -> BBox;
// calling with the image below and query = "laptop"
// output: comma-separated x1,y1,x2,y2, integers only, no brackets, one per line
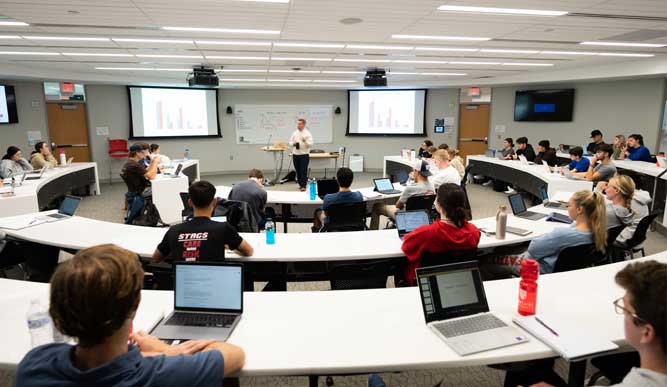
541,160,553,174
562,167,584,180
373,177,402,194
395,210,430,239
508,193,547,220
484,149,495,158
165,163,183,178
40,195,81,220
539,185,568,210
317,178,340,199
211,216,227,223
496,151,505,160
25,166,47,180
152,262,243,341
416,261,529,356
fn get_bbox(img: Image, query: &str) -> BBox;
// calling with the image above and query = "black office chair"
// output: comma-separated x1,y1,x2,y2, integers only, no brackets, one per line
606,225,627,263
328,259,396,290
623,211,660,258
419,249,479,269
461,165,474,218
179,192,194,220
553,244,607,273
405,194,436,211
321,201,366,232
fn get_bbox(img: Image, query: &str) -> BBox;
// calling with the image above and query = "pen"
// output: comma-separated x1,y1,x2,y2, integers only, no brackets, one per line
535,317,559,337
28,219,38,225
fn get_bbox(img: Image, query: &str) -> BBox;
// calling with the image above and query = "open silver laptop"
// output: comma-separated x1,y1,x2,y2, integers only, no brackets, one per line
562,167,584,180
416,261,529,356
152,261,243,341
25,166,47,180
395,209,430,240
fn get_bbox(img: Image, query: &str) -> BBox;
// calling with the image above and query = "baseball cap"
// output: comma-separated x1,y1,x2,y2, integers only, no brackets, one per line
129,143,143,152
590,129,602,138
414,160,432,177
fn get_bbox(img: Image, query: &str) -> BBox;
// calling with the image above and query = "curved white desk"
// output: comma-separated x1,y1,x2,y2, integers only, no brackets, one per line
0,163,100,217
0,253,664,379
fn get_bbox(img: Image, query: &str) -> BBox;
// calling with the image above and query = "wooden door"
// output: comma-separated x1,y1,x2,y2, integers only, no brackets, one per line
457,103,490,162
47,103,91,162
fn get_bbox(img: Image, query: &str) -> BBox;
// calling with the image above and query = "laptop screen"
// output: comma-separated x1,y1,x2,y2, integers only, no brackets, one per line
538,186,548,201
174,164,183,175
210,216,227,223
175,263,242,312
374,178,394,192
416,261,489,323
59,196,81,216
508,194,526,215
395,210,429,235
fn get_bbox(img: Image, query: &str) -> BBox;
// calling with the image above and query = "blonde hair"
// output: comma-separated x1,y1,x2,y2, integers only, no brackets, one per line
433,149,449,162
608,175,635,209
614,134,626,149
571,190,607,252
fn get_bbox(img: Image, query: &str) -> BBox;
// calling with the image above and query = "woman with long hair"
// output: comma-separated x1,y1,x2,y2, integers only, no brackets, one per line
601,175,650,246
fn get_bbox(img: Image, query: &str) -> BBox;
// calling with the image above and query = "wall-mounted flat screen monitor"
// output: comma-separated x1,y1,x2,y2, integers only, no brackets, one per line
514,89,574,122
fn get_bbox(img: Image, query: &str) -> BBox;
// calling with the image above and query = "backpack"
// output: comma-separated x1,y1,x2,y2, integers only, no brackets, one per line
213,199,258,233
132,197,166,227
280,170,296,183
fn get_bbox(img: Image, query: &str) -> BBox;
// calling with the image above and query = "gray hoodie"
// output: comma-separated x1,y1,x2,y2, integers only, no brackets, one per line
606,189,651,245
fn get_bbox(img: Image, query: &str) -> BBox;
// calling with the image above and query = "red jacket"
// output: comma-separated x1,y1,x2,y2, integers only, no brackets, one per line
401,220,481,284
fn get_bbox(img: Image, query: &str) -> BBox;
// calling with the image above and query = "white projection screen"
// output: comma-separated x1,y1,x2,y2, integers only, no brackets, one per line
129,86,220,138
347,89,426,136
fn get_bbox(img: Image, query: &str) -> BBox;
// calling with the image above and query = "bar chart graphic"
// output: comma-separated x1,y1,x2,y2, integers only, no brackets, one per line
358,90,416,133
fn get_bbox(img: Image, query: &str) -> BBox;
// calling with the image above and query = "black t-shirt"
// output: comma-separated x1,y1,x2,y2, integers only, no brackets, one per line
157,217,243,262
516,145,536,161
121,159,149,194
586,141,605,154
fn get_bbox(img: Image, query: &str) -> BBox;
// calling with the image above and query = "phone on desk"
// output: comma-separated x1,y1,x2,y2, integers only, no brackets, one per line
480,226,532,236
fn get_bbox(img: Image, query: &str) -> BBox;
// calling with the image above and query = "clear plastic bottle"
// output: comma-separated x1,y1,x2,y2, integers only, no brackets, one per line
59,150,66,166
495,205,508,240
184,149,191,160
265,218,275,245
518,259,539,316
27,299,53,348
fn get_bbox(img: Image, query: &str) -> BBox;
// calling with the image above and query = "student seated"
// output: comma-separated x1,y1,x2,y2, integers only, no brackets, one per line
122,143,159,195
563,146,590,172
501,137,515,159
534,140,557,166
0,146,32,178
322,167,363,211
481,190,606,279
612,134,626,160
437,143,449,150
516,260,666,387
370,161,434,230
599,175,651,247
149,143,171,166
574,143,617,184
229,169,268,229
153,181,253,262
430,150,460,190
513,137,536,162
446,148,465,179
29,142,58,169
620,134,652,162
418,139,433,158
15,244,246,387
400,184,480,285
586,129,606,154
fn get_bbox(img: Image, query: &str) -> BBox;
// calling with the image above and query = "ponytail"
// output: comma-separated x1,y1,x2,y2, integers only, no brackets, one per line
572,190,607,252
436,183,468,228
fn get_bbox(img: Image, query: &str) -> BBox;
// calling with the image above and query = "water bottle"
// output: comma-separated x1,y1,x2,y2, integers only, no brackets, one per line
59,150,66,166
265,219,275,245
309,179,316,200
495,205,507,240
27,299,54,348
518,259,539,316
184,149,191,160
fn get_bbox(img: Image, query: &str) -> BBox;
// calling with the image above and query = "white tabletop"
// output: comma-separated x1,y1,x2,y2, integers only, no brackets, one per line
556,151,666,177
1,253,664,373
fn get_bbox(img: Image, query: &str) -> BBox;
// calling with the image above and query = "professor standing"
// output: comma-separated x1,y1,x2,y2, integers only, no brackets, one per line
290,118,313,191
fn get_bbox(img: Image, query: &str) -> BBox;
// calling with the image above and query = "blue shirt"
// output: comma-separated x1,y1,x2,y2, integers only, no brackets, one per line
322,190,363,211
626,145,652,162
527,224,592,274
567,157,590,172
16,343,224,387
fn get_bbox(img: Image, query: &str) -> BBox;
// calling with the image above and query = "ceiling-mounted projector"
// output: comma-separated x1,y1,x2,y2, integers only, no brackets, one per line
187,65,219,87
364,68,387,87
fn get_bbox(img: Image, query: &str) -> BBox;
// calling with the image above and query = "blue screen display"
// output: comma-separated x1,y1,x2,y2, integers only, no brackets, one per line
534,103,555,113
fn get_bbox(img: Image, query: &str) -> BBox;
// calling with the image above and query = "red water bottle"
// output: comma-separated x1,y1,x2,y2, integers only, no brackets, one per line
518,259,539,316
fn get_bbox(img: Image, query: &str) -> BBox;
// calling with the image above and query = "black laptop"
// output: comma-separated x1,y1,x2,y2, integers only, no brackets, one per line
38,195,81,220
539,185,568,210
373,178,402,194
508,194,547,220
316,178,340,199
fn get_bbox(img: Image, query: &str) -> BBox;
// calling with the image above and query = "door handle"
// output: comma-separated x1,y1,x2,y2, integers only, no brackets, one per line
460,138,487,143
54,143,87,148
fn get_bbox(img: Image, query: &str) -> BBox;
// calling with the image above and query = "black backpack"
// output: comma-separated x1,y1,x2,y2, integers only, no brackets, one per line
132,197,166,227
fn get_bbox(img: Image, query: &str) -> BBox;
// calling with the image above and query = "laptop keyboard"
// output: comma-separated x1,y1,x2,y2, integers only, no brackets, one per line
433,314,507,338
165,312,237,328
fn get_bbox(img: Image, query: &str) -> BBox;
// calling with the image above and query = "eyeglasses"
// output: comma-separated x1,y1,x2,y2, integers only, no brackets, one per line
613,297,647,323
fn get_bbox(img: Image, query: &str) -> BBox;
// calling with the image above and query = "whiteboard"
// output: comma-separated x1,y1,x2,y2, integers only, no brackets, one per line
234,104,333,145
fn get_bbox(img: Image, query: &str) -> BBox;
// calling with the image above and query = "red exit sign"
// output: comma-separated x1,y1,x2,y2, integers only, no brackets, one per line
60,82,74,94
468,87,481,97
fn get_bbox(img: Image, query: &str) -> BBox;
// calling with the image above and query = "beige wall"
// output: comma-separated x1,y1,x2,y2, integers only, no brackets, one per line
0,80,48,156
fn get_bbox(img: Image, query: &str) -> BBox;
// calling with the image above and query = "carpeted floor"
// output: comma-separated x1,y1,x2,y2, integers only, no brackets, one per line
2,171,664,387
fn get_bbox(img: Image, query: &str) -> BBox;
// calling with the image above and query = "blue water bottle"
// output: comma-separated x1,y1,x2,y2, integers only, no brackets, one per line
309,179,316,200
184,148,191,160
265,219,275,245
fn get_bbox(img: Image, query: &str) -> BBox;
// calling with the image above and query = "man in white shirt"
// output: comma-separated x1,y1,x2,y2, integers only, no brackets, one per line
429,149,460,190
290,118,313,191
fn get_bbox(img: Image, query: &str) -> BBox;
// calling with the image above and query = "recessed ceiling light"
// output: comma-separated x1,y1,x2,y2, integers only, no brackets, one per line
274,42,344,48
393,60,448,64
0,35,21,39
269,69,321,73
268,79,314,82
437,5,567,17
206,55,270,60
420,72,467,76
24,36,110,41
339,17,363,25
271,57,332,61
346,44,413,50
135,54,203,58
153,68,193,71
480,49,539,54
196,40,271,46
113,38,194,44
0,21,29,26
415,47,478,52
597,53,655,57
321,70,365,74
162,26,280,35
388,72,418,75
540,50,598,56
220,78,268,81
63,52,133,57
218,68,268,72
501,62,554,66
392,34,491,41
333,58,391,63
449,61,500,65
313,79,358,83
580,41,665,48
0,51,59,55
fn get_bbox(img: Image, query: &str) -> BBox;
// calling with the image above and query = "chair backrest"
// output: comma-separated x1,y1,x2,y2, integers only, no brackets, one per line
108,139,129,156
405,194,436,212
179,192,194,218
607,225,625,245
461,164,474,188
554,244,607,273
624,211,660,249
323,201,366,232
329,259,395,290
213,198,259,233
419,249,478,269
